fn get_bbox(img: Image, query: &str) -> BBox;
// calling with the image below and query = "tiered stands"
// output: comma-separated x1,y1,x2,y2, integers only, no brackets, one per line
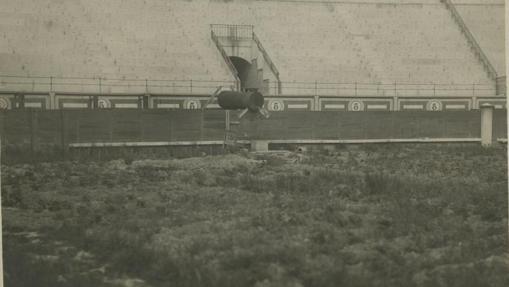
335,2,494,84
0,0,502,96
453,0,506,75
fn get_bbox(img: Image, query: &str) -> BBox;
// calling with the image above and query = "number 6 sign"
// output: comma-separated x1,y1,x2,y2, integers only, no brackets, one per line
268,100,284,111
348,100,364,111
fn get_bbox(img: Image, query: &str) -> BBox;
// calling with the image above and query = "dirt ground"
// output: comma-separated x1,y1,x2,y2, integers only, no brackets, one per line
2,144,508,287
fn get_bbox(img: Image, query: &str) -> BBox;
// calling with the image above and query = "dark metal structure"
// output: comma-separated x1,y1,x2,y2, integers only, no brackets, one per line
204,86,269,118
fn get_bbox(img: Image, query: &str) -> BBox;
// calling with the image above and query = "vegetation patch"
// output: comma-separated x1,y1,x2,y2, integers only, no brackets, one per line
2,144,508,287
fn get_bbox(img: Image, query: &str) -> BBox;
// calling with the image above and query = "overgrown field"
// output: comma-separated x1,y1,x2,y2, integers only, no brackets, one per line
2,144,508,287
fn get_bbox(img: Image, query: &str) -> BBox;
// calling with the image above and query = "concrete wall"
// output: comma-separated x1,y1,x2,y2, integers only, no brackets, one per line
0,0,501,94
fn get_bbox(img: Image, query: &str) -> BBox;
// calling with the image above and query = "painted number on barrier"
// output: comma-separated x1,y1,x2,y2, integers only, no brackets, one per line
0,97,10,109
348,101,364,112
184,100,201,110
98,98,111,108
269,100,284,111
426,100,442,111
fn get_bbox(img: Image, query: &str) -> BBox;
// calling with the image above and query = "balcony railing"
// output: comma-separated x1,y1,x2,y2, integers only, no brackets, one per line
210,24,254,40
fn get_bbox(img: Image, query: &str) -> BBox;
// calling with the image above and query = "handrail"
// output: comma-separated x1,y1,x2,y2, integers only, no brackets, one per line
211,30,241,91
252,32,282,95
211,24,253,40
0,75,498,97
442,0,497,80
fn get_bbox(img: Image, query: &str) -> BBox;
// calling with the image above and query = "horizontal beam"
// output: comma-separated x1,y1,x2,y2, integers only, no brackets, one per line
69,141,225,148
69,138,482,148
242,138,482,144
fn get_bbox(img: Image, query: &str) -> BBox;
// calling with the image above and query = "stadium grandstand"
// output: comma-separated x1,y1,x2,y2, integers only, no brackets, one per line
0,0,505,111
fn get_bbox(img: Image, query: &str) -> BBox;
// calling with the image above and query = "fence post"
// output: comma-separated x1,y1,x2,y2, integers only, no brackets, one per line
0,136,4,287
60,109,66,156
480,103,494,147
29,110,34,157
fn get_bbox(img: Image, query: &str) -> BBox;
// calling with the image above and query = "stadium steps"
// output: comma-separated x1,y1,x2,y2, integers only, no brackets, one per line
441,0,497,81
453,1,505,76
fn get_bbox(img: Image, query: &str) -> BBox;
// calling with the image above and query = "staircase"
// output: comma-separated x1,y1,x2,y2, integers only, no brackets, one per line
211,29,241,91
211,24,282,95
441,0,497,81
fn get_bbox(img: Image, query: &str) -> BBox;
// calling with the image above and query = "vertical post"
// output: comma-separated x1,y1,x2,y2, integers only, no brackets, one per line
224,110,231,148
0,136,3,287
29,110,34,157
480,103,494,147
49,92,56,109
143,94,150,109
225,110,230,132
60,109,66,156
314,95,320,111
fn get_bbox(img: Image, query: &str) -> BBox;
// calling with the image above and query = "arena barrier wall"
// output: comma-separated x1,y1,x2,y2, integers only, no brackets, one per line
240,110,506,141
0,89,506,112
0,110,506,151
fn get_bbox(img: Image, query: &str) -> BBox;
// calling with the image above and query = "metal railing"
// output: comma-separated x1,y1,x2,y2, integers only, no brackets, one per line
442,0,497,80
211,31,241,91
0,75,498,98
266,80,497,97
210,24,254,40
0,75,236,95
252,32,282,95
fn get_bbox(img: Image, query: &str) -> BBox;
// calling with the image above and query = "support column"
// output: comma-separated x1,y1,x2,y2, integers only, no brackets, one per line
142,94,150,109
393,96,399,111
314,95,320,111
49,92,56,109
480,104,494,147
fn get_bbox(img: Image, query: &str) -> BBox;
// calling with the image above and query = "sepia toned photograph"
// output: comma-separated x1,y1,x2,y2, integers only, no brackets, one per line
0,0,507,286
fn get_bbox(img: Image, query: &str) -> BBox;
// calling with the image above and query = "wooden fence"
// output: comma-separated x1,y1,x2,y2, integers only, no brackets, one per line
0,109,506,151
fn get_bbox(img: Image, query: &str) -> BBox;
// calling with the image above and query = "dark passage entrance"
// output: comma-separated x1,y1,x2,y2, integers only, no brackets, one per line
229,56,259,91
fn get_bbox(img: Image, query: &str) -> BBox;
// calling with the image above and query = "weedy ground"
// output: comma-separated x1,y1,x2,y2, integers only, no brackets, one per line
2,144,508,287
